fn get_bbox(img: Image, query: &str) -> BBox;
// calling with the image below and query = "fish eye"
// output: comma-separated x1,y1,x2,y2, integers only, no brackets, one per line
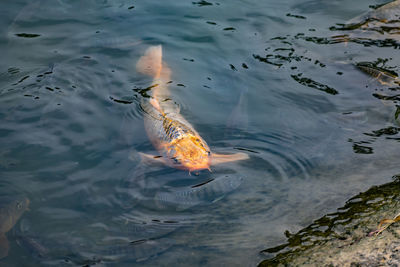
172,157,180,164
207,151,211,156
16,202,22,209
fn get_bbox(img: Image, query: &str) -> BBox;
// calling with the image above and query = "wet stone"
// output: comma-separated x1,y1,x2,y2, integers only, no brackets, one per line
258,180,400,266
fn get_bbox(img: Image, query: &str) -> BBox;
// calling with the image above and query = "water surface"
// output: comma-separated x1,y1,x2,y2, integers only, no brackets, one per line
1,0,400,266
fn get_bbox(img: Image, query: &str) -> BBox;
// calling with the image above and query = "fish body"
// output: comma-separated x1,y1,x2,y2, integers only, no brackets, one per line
0,197,29,233
356,62,399,86
142,99,211,172
108,219,179,240
0,196,29,258
136,46,248,172
15,234,49,259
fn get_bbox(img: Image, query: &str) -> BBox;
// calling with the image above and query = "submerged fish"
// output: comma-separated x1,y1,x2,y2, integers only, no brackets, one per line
0,196,29,259
155,174,243,210
108,219,179,240
136,46,249,172
356,62,400,86
15,234,49,259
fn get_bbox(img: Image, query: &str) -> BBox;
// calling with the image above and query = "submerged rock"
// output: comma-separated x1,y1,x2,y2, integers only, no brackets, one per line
258,178,400,266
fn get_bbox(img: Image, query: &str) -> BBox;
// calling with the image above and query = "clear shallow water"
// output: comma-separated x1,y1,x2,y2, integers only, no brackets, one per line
1,0,400,266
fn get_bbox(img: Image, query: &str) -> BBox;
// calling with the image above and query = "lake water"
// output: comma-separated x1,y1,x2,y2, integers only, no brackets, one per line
1,0,400,266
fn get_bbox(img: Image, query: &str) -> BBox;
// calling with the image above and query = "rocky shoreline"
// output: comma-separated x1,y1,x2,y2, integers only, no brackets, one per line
259,179,400,266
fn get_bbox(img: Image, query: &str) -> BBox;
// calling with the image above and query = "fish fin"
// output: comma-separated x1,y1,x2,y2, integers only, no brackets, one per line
136,45,163,79
128,149,140,162
0,233,9,259
138,152,167,165
211,152,249,165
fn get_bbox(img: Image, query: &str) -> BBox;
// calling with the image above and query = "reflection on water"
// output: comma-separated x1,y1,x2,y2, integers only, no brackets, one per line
1,0,400,266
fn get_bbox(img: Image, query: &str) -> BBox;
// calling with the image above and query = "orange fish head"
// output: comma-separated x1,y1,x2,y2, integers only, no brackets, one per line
169,136,211,172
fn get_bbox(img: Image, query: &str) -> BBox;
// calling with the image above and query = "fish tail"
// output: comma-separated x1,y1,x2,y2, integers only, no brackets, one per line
136,45,163,79
137,45,171,112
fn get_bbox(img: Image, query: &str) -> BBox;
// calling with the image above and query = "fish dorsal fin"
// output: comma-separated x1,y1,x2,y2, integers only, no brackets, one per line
0,233,9,259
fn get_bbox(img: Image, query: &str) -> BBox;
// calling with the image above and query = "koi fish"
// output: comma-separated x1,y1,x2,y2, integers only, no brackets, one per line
356,62,399,86
0,196,29,258
136,45,249,172
16,234,50,259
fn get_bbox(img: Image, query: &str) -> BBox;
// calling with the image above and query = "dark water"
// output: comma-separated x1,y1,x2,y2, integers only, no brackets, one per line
1,0,400,266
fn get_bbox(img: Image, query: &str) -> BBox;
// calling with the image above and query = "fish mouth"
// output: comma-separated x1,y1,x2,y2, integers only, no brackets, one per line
185,162,211,172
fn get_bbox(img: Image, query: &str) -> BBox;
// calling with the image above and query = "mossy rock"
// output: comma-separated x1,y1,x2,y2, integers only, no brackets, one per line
259,179,400,266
